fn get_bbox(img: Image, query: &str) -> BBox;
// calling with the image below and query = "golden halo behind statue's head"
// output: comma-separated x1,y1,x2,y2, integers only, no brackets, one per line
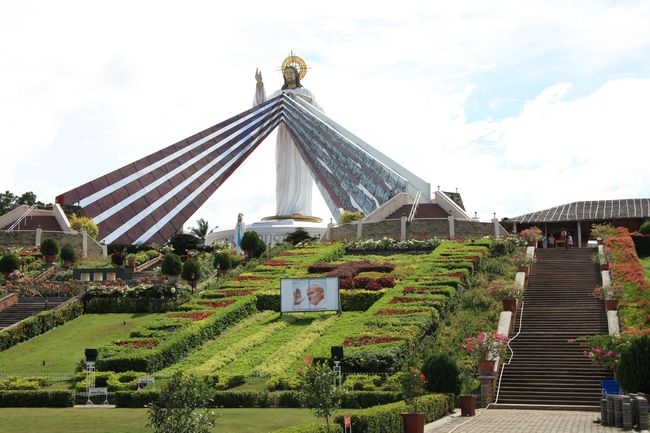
281,54,308,80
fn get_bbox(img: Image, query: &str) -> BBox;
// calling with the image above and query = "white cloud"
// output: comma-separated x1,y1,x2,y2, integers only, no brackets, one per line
2,1,650,237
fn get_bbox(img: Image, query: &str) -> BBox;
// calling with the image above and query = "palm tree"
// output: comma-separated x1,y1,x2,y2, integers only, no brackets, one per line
190,218,209,239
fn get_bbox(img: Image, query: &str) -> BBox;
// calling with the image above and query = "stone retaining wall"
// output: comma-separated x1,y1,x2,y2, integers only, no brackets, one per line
329,218,508,241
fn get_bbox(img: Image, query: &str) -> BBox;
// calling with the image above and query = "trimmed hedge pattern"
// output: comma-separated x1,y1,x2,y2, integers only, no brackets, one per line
96,298,257,372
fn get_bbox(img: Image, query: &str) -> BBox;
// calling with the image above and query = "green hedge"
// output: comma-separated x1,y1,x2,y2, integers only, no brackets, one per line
114,390,161,408
84,297,183,313
0,299,83,351
96,298,257,372
333,393,454,433
0,390,74,407
270,424,328,433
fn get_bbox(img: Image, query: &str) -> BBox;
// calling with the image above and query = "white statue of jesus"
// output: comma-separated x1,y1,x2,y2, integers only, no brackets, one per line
253,63,323,217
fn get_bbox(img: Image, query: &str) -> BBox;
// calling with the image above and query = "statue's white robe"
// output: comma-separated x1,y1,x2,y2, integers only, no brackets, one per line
254,85,322,216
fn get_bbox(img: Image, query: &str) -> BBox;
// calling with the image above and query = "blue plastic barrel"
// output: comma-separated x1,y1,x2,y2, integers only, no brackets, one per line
601,379,620,397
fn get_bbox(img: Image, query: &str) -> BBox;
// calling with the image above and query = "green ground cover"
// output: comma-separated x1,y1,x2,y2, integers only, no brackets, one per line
0,314,161,374
641,256,650,279
0,407,324,433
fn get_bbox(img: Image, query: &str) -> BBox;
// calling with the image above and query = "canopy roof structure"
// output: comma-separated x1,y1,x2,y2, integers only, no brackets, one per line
56,93,430,245
509,199,650,224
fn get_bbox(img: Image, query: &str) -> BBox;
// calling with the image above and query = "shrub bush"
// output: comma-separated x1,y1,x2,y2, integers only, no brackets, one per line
284,228,315,245
421,352,461,395
617,334,650,393
213,251,232,271
342,374,381,391
69,214,99,239
181,259,202,283
114,390,160,408
169,233,202,255
40,238,59,257
0,254,20,273
60,243,77,263
640,220,650,235
160,253,182,276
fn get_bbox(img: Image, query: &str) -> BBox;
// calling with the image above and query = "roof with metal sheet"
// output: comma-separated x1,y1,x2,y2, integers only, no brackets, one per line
509,199,650,223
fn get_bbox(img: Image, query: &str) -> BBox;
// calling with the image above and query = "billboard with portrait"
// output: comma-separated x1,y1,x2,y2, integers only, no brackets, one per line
280,277,340,313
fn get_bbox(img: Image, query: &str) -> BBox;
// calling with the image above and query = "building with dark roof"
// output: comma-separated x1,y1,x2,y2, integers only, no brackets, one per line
505,198,650,246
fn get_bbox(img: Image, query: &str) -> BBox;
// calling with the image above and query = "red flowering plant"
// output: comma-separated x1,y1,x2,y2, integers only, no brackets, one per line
578,334,630,370
592,284,624,300
462,332,509,361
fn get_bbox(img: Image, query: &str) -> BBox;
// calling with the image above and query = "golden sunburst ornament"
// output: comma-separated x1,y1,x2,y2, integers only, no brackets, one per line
281,53,308,80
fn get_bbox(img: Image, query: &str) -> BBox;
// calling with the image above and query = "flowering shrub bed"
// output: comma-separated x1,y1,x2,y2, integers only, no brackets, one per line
168,311,212,321
199,300,236,309
605,227,650,332
115,339,159,349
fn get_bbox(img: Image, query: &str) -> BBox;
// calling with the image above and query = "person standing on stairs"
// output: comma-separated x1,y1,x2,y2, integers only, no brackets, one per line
567,234,574,248
560,228,568,249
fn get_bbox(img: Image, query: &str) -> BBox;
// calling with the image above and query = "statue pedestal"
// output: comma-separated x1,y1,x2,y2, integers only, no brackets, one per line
206,217,327,247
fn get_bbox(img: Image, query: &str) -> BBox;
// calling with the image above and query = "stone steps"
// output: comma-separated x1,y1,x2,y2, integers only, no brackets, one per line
497,248,611,408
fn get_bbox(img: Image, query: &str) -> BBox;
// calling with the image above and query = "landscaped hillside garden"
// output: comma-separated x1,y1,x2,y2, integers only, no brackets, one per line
0,236,522,432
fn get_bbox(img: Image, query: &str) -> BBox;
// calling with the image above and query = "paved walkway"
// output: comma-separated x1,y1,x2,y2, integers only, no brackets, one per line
424,409,630,433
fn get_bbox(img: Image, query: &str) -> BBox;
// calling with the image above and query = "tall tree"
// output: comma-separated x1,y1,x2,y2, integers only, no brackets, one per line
189,218,209,239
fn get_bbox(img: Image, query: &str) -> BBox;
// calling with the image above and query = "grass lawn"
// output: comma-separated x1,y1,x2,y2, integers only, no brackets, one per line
0,314,161,374
0,407,323,433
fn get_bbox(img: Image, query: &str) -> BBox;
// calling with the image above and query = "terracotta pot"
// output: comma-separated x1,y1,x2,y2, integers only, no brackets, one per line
459,395,476,416
400,412,425,433
600,263,609,271
527,240,537,247
502,298,517,313
44,255,56,264
605,299,619,311
478,359,496,376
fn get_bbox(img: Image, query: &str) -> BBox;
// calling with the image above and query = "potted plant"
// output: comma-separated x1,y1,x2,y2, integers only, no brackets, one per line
592,283,624,310
394,344,428,433
519,227,543,247
462,332,509,376
487,278,523,313
60,243,77,267
457,364,477,417
126,253,138,268
40,238,59,264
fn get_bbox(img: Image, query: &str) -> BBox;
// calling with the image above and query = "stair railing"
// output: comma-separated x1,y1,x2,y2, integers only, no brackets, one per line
493,299,526,404
4,204,38,232
407,191,421,222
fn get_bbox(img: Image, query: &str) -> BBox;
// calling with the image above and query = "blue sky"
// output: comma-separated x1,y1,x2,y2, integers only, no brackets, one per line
2,1,650,234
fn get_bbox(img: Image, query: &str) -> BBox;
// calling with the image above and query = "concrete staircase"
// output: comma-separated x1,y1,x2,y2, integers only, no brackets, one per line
495,248,613,410
0,297,69,329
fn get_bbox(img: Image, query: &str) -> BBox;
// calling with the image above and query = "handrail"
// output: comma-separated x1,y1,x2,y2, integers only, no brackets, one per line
5,204,37,232
407,191,421,222
493,299,525,403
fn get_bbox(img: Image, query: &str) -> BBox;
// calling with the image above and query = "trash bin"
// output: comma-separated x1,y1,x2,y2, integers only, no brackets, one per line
601,380,620,397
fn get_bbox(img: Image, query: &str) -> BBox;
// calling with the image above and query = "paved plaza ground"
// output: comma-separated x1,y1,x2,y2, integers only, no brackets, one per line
424,408,632,433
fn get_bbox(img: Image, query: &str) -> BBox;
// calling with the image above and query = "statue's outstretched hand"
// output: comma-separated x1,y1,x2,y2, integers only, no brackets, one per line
255,68,263,85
